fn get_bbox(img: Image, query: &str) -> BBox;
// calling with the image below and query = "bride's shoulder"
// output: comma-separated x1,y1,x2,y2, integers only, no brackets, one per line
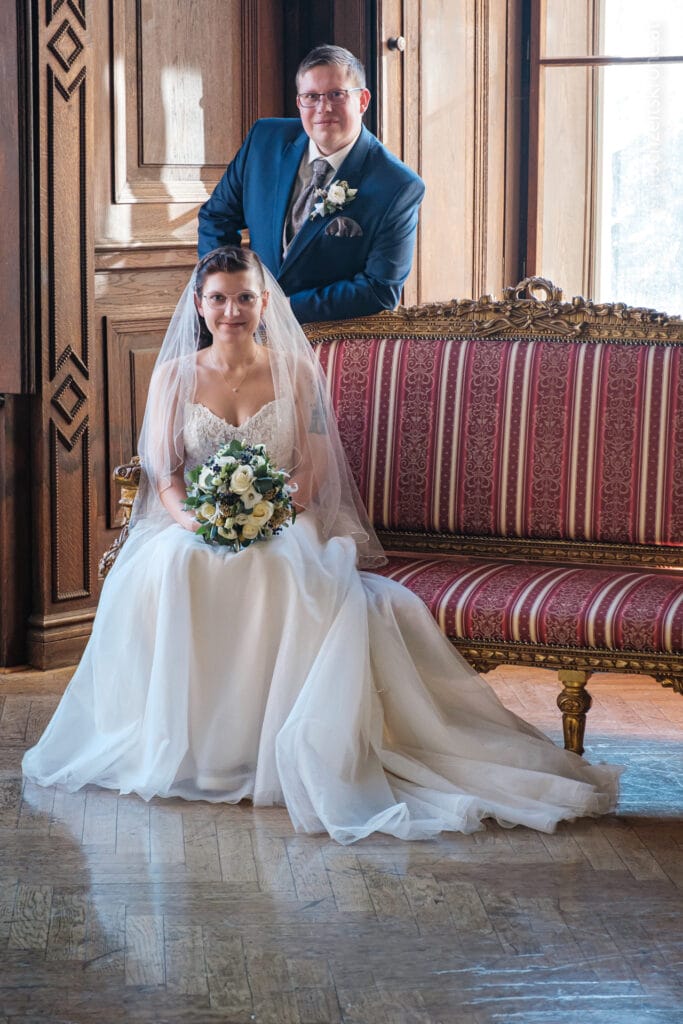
270,349,319,381
146,354,197,404
151,353,196,379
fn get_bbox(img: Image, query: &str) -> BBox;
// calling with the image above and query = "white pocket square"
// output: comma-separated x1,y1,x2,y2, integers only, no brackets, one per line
325,216,363,238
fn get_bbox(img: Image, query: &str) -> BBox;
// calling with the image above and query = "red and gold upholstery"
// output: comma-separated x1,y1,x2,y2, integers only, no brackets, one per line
317,335,683,547
304,284,683,749
375,555,683,655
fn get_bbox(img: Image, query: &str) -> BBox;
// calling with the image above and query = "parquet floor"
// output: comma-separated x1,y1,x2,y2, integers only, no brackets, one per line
1,665,682,1024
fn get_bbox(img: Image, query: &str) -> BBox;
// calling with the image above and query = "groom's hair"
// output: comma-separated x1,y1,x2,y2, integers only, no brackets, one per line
296,45,366,89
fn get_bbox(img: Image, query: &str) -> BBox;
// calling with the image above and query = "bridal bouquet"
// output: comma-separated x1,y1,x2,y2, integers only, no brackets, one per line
184,439,295,550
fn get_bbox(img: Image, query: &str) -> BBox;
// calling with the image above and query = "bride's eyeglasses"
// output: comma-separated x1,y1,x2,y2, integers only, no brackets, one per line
297,88,363,108
201,290,261,310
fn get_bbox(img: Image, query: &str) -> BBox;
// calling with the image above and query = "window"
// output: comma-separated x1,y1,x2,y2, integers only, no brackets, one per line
528,0,683,314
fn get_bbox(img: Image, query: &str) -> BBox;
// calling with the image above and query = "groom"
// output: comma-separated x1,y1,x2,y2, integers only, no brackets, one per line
197,45,425,323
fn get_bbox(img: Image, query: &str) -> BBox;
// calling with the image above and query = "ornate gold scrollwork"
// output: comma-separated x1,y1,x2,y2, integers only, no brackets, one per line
306,277,683,344
98,456,141,579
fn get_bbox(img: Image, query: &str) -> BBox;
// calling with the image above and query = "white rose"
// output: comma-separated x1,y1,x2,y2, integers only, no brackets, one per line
217,455,237,468
240,485,261,510
230,464,254,493
250,500,274,524
217,526,237,539
198,502,216,521
327,183,346,205
235,513,249,525
241,521,260,540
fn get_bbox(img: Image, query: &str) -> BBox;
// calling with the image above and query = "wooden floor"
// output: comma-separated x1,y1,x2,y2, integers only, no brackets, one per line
1,665,682,1024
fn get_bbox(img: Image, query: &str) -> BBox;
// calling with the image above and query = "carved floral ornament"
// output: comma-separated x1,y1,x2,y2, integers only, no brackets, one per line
306,277,683,345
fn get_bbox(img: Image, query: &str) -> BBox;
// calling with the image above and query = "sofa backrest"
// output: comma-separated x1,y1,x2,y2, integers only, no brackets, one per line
308,285,683,549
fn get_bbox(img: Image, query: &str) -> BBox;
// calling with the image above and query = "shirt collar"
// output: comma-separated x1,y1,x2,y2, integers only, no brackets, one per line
306,131,361,173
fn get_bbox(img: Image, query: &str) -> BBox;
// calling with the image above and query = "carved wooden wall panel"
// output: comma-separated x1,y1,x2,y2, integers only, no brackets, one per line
26,0,96,668
376,0,523,303
95,2,284,533
9,0,287,668
103,316,169,527
84,0,286,668
6,0,526,667
113,0,242,203
0,2,26,393
97,0,283,247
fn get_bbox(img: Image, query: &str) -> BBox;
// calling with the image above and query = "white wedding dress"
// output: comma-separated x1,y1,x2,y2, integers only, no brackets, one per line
23,399,620,843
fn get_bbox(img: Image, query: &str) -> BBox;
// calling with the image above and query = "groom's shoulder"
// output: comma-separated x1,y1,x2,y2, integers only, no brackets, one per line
247,118,304,146
361,129,424,189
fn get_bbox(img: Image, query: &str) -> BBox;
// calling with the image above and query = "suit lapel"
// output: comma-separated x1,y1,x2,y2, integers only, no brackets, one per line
280,127,374,276
334,126,373,194
272,131,309,272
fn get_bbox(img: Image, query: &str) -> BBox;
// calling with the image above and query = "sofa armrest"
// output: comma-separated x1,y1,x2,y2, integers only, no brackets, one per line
98,456,141,579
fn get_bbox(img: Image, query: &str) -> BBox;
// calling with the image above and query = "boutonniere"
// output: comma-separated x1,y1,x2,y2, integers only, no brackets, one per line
310,180,358,220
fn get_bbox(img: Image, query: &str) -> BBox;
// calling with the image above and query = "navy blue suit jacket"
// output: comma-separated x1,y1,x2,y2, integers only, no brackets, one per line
198,119,425,323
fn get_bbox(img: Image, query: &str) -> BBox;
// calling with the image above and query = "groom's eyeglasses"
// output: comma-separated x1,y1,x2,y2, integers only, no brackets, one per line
297,88,363,108
201,290,261,310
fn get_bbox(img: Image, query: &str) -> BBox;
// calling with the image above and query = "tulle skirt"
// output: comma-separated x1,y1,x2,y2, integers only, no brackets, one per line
22,515,620,844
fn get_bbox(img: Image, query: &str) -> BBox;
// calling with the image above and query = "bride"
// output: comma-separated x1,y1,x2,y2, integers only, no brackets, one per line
23,246,620,844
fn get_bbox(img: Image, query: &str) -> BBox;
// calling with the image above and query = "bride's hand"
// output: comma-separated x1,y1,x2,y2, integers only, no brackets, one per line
181,511,201,533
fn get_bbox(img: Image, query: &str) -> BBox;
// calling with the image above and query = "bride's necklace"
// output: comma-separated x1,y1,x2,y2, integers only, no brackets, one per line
210,346,259,394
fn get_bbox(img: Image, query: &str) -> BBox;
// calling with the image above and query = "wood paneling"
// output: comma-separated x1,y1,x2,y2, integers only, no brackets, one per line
0,1,287,668
0,3,26,394
138,1,241,167
114,0,241,201
94,0,286,576
82,0,286,666
99,0,283,246
377,0,524,303
3,0,527,666
25,0,96,669
103,315,169,527
0,397,32,666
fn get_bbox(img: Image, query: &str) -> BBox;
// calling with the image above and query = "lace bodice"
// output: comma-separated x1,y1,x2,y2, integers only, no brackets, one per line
183,400,295,472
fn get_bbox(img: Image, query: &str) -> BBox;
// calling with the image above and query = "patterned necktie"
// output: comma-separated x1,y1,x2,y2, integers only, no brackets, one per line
288,158,332,241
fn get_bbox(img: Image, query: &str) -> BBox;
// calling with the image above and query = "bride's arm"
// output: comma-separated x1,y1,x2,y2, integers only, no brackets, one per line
158,468,200,532
144,359,200,531
287,362,330,513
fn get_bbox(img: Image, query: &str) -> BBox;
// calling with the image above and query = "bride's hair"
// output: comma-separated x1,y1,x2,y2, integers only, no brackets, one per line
195,246,266,349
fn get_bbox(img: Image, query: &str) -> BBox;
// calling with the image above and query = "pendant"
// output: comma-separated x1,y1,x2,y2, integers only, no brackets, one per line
232,387,239,393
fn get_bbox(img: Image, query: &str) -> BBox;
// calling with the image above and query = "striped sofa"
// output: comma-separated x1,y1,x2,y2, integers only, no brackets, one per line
307,277,683,754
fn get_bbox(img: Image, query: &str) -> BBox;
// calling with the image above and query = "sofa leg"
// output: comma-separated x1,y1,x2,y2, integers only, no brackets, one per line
556,670,593,755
